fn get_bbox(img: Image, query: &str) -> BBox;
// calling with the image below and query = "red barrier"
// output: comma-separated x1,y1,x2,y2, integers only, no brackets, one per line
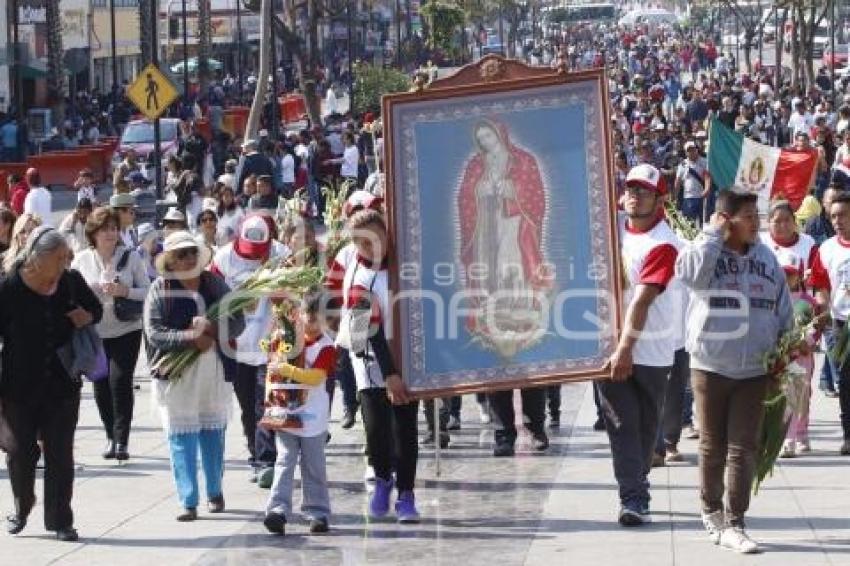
27,151,94,188
78,144,110,183
222,107,249,139
279,94,307,125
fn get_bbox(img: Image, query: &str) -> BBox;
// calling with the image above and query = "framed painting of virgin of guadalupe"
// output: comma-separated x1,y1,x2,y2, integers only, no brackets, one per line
382,55,623,398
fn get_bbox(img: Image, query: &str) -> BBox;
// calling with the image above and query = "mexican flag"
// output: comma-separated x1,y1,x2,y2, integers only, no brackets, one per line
707,119,818,210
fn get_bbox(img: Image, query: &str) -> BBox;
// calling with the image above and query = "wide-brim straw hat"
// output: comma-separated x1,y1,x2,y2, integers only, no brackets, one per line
155,230,212,277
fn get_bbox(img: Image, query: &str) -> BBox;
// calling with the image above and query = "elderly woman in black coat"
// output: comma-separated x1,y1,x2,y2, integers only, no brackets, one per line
0,226,103,542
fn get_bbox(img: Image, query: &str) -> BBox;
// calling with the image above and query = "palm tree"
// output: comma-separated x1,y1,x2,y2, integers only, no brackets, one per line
197,0,212,93
46,0,65,124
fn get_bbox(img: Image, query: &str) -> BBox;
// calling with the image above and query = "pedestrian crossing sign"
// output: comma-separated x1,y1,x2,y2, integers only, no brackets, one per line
127,64,179,120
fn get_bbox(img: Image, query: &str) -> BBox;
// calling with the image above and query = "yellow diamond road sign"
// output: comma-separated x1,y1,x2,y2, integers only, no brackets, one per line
127,63,179,120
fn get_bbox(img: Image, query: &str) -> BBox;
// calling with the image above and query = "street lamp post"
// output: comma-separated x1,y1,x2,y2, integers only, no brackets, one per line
347,0,353,106
10,0,26,159
110,0,118,90
151,0,163,197
182,0,189,99
831,0,836,107
236,0,242,102
269,0,279,138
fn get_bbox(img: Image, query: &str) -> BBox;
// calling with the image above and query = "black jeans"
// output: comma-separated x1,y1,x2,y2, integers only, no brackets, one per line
359,388,418,492
335,347,359,411
423,399,449,433
96,330,142,445
232,362,276,469
597,364,670,506
489,387,546,445
546,385,562,418
656,348,690,455
1,395,80,530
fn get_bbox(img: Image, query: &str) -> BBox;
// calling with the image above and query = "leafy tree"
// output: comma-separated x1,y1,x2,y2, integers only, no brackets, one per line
352,62,410,115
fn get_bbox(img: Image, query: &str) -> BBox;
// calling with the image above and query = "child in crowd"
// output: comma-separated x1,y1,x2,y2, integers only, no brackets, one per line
263,289,336,536
779,253,818,458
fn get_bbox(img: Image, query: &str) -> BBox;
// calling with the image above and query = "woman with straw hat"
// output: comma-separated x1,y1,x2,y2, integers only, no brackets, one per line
144,231,245,521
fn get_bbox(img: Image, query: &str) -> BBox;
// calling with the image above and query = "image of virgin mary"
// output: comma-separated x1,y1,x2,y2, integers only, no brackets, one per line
457,119,552,360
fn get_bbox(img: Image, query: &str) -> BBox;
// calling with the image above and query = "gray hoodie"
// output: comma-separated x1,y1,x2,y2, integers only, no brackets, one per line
675,226,792,379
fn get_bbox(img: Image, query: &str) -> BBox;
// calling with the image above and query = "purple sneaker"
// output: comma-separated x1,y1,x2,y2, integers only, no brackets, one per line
369,477,393,518
394,490,421,524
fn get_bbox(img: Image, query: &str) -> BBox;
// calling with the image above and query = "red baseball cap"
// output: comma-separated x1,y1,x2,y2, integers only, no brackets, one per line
234,214,271,259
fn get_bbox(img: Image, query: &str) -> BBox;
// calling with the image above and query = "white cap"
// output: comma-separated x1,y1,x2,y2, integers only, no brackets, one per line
625,163,666,195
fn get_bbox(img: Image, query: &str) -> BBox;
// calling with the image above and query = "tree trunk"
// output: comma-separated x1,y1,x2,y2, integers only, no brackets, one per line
139,0,154,64
304,0,323,125
776,7,787,85
198,0,212,94
46,0,65,125
280,0,322,127
791,6,801,90
246,0,271,141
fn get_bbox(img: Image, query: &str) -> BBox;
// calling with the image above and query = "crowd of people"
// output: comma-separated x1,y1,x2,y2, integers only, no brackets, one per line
0,15,849,557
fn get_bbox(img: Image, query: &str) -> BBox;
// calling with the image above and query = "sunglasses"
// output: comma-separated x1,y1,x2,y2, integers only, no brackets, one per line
174,247,199,260
200,216,217,223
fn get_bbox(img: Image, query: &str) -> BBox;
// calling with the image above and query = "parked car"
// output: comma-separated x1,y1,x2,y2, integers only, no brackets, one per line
111,118,182,177
823,43,850,69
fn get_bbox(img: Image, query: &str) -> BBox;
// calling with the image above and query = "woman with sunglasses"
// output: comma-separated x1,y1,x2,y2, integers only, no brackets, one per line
196,209,221,252
71,207,151,461
144,231,245,521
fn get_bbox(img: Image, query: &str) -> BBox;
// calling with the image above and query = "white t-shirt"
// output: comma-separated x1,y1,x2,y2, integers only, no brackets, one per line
676,158,708,199
340,144,359,178
281,153,295,183
760,232,816,275
328,244,390,391
811,236,850,321
211,241,289,365
266,334,336,438
788,111,813,138
23,186,52,226
619,215,682,367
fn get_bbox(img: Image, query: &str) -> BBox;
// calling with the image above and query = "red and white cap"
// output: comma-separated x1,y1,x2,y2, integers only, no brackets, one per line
625,163,667,195
344,190,383,218
234,214,272,259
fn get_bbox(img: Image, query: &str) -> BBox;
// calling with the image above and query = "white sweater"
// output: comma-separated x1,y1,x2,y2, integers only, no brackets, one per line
71,246,151,339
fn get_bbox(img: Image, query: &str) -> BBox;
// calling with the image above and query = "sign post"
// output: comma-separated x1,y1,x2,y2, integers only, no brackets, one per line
127,63,178,199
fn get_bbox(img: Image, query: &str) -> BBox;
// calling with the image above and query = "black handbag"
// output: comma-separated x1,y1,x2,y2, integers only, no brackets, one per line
113,250,143,322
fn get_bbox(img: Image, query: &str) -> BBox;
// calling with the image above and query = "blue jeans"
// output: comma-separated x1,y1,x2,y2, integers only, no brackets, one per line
821,329,838,391
681,197,704,225
168,429,226,509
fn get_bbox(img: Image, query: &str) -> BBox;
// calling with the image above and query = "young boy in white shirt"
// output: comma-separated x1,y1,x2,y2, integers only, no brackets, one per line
263,290,337,536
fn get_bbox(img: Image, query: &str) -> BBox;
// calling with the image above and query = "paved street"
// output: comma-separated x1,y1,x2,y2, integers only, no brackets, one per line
1,355,848,566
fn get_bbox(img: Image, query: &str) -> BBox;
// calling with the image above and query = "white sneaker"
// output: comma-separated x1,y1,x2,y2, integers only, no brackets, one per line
701,510,725,544
719,526,760,554
799,438,811,453
780,440,796,458
364,460,376,490
478,403,491,424
684,425,699,439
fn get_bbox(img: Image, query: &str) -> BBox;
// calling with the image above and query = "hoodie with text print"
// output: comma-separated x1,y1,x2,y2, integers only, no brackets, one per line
675,225,793,379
